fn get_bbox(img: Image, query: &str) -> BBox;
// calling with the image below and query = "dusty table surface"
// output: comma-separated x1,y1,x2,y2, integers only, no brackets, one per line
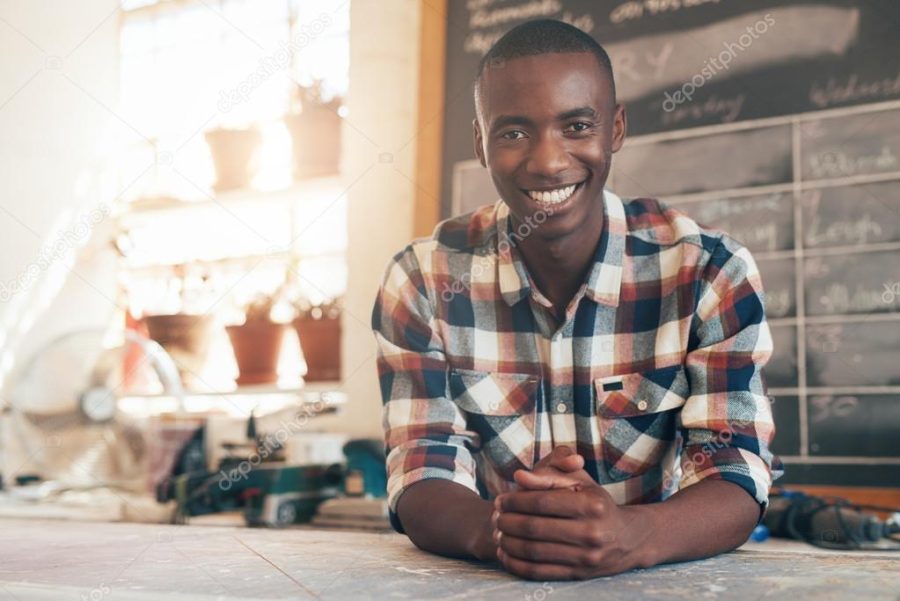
0,518,898,600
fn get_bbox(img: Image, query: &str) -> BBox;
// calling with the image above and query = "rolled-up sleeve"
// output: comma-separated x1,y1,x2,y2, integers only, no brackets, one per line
678,235,784,516
372,246,478,532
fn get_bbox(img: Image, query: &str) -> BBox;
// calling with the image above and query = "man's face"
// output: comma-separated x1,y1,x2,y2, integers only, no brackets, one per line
474,52,626,241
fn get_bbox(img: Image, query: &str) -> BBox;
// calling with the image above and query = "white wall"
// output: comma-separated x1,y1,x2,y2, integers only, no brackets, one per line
0,0,123,388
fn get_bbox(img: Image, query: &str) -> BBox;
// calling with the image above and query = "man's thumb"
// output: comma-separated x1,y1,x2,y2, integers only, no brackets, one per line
534,446,584,473
514,468,584,491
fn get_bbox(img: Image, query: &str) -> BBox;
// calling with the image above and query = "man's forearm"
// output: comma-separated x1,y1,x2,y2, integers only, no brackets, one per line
396,479,496,561
628,479,760,568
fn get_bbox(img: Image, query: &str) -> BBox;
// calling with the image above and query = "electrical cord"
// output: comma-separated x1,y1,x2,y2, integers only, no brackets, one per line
767,488,900,551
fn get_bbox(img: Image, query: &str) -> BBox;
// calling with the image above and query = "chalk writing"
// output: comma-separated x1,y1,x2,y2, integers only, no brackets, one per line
805,212,884,247
659,93,745,126
807,147,898,179
609,0,722,25
809,72,900,109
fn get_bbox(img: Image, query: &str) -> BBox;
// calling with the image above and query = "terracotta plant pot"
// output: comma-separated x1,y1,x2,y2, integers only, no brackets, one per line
143,314,214,385
204,127,262,192
226,320,286,386
293,316,341,382
285,107,341,179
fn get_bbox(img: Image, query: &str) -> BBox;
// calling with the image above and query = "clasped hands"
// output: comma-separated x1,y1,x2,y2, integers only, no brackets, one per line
487,446,654,580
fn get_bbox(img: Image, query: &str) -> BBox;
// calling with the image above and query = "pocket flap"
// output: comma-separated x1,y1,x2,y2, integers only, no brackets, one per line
594,365,689,418
449,369,538,416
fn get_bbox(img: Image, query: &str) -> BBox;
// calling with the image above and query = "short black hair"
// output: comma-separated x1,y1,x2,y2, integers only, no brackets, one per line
474,19,616,109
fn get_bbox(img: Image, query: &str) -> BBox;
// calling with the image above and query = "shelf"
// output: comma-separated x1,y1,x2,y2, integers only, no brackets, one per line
118,382,346,418
116,176,344,223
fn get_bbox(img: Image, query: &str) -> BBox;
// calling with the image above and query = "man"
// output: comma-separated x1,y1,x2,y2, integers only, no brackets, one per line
372,19,781,580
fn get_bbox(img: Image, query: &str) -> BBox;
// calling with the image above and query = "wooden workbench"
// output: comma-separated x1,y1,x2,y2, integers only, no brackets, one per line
0,519,897,600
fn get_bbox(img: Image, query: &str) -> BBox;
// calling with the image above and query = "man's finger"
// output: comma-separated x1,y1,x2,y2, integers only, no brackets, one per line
497,548,583,581
496,510,606,546
497,532,587,566
498,489,603,520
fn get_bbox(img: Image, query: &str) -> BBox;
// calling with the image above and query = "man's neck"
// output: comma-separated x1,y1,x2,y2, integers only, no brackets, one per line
515,209,605,320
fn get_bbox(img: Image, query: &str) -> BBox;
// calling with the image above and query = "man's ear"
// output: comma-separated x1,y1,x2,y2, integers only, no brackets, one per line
473,118,487,167
611,103,627,153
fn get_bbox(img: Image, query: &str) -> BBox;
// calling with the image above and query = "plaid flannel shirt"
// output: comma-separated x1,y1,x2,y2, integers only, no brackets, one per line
373,189,783,532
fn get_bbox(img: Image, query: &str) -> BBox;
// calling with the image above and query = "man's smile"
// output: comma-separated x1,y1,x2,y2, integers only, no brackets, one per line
523,181,585,213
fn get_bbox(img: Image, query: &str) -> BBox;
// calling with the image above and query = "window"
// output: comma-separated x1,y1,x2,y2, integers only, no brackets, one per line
115,0,350,392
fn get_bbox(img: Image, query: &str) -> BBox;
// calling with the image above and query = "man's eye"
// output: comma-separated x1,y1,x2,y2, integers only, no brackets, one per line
566,122,593,133
501,130,526,140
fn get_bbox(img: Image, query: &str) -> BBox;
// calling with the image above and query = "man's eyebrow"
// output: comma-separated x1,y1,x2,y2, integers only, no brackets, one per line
489,114,534,133
489,107,598,132
557,106,597,121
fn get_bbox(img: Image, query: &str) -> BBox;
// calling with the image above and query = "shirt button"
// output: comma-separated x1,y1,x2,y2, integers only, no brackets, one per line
637,399,649,411
555,403,566,413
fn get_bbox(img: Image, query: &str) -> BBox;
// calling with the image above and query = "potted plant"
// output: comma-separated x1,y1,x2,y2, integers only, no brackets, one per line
284,80,343,179
143,313,214,386
226,293,287,386
204,125,262,192
292,296,342,382
141,265,216,388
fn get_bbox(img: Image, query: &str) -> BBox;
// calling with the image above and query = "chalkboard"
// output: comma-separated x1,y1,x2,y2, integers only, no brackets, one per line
768,325,798,389
804,251,900,316
808,394,900,457
756,257,795,319
800,107,900,181
801,181,900,248
610,125,792,198
675,192,794,254
806,322,900,388
440,0,900,486
770,394,801,456
442,0,900,214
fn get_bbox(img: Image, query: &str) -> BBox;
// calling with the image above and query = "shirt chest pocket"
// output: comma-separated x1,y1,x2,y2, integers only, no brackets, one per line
449,369,539,479
593,365,690,480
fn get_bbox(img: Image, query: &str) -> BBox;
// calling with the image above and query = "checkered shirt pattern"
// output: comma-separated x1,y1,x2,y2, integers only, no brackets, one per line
372,189,783,532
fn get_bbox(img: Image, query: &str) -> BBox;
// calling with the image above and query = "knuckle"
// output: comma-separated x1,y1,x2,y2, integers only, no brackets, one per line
583,548,605,567
586,497,606,518
585,525,605,547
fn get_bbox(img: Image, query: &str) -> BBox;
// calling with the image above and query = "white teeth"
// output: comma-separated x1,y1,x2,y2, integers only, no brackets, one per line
527,184,577,204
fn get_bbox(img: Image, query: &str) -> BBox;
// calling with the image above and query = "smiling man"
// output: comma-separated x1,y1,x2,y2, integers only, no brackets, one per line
372,19,781,580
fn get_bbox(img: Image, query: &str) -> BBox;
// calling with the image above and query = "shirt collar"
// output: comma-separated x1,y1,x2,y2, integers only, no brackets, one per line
496,189,626,308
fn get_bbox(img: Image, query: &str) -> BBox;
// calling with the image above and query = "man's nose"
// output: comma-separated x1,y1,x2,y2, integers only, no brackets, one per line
525,133,571,178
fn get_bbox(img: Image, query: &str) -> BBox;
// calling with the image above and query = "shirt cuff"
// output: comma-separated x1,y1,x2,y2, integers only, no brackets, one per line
680,448,782,524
